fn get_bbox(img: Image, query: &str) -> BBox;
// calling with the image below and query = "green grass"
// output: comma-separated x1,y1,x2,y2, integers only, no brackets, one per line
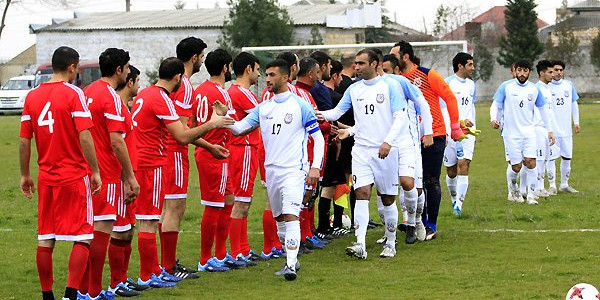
1,102,600,299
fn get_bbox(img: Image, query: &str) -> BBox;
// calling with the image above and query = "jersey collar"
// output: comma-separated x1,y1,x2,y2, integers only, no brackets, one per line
362,76,380,86
272,91,292,103
453,74,467,83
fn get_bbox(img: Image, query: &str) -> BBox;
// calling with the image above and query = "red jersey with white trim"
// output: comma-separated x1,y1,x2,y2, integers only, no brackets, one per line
85,80,127,182
131,85,180,170
192,80,234,157
122,106,137,171
167,75,195,152
20,81,93,185
228,84,260,147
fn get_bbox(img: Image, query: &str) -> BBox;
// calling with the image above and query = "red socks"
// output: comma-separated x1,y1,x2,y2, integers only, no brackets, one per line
108,238,131,288
160,231,179,273
300,208,310,242
262,209,281,253
138,231,160,281
67,242,90,290
229,217,243,258
241,216,250,256
36,246,54,292
215,204,233,260
200,206,219,265
87,231,110,297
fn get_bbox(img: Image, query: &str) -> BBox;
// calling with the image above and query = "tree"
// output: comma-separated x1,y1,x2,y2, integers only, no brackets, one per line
1,0,71,40
472,38,494,82
591,33,600,73
219,0,294,53
365,15,397,43
544,0,582,67
497,0,544,68
432,1,478,40
308,26,323,45
174,0,185,10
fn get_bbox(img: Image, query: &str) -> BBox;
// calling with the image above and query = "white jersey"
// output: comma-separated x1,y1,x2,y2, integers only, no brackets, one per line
329,76,408,148
382,74,426,141
242,91,319,170
534,81,553,127
548,79,579,137
493,79,546,138
445,74,476,128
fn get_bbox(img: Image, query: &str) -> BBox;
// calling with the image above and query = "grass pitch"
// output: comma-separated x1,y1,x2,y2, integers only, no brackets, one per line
1,102,599,299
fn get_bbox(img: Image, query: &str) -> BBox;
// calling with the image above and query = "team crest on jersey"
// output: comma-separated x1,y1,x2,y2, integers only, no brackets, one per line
527,94,533,101
564,90,569,97
376,94,385,103
284,113,293,124
469,89,474,97
413,77,422,87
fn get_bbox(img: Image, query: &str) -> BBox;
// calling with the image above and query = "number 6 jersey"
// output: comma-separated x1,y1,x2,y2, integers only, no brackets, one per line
20,81,94,185
493,78,546,138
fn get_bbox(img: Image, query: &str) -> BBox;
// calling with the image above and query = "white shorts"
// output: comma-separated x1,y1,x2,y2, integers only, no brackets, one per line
503,136,536,165
535,126,549,161
555,136,573,159
265,166,306,218
398,143,416,178
443,135,475,167
351,145,399,196
413,141,423,189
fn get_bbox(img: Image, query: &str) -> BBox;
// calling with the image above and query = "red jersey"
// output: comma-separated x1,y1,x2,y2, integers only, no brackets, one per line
166,75,195,152
400,65,459,137
131,85,180,170
192,80,234,157
228,84,260,147
20,81,93,185
85,80,127,182
122,106,137,171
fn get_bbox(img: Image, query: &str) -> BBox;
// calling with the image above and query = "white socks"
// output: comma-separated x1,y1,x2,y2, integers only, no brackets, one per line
446,175,457,203
560,159,571,188
546,159,557,189
507,165,519,193
536,160,546,191
404,187,418,226
354,200,370,246
376,195,385,225
519,168,527,195
456,175,468,209
383,202,398,246
526,167,537,198
276,221,286,245
284,220,300,269
416,191,425,223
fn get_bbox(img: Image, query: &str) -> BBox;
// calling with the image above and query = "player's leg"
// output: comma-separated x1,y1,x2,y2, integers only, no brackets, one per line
444,139,458,205
523,136,539,204
36,184,57,300
533,128,550,197
546,142,560,194
558,137,577,193
215,193,239,268
421,136,446,240
454,136,474,213
504,137,524,202
372,147,401,254
395,145,417,244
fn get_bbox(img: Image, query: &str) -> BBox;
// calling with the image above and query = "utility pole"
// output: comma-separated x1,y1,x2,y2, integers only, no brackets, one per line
125,0,131,12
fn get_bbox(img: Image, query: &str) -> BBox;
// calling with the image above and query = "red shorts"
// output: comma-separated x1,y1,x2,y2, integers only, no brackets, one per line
164,150,189,200
92,181,119,222
258,144,266,185
114,181,136,232
134,167,165,220
229,145,258,202
196,157,233,207
37,176,94,241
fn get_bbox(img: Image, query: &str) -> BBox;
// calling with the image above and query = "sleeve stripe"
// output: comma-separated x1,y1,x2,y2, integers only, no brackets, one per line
217,85,233,104
175,100,193,109
63,82,90,112
157,115,180,120
104,113,125,121
72,111,91,118
107,86,123,117
183,77,193,105
21,115,31,122
239,86,259,107
159,90,178,117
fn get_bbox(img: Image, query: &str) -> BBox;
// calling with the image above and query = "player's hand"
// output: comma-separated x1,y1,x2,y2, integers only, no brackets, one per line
463,119,474,128
423,134,434,148
548,132,556,146
575,124,580,134
378,142,391,159
330,123,339,136
209,110,235,128
335,129,350,141
90,172,102,196
20,175,35,199
450,122,467,141
315,111,326,122
209,144,230,159
460,120,481,136
306,168,320,188
491,119,500,129
123,175,140,204
212,100,228,116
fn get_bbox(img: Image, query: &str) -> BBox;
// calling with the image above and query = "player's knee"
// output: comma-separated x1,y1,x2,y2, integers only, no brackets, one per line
446,165,458,178
381,195,395,206
354,187,371,200
400,177,415,191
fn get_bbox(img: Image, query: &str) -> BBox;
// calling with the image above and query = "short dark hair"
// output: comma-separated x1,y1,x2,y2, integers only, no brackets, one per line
176,37,208,62
276,52,298,69
536,59,553,75
158,57,184,80
551,60,566,69
265,59,290,76
205,49,232,77
310,50,331,67
297,57,319,77
330,60,343,76
394,40,419,64
452,52,473,73
116,65,140,91
356,49,380,65
372,48,384,63
232,52,258,76
514,59,533,70
340,52,355,68
383,54,400,70
99,48,130,77
51,46,79,72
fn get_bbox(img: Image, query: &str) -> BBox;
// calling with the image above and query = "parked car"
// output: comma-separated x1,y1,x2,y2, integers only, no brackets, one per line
0,75,35,114
35,60,100,88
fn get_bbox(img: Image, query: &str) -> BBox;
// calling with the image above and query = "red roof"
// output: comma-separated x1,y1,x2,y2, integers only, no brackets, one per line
442,6,549,41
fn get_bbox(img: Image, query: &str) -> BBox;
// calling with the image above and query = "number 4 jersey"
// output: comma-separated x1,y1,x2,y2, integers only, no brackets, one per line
20,81,94,185
493,78,546,138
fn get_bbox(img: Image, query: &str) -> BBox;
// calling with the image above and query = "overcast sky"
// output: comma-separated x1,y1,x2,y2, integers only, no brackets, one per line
0,0,566,60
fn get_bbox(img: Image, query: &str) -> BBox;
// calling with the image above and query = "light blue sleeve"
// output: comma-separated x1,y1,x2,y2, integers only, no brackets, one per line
336,86,353,112
384,77,407,113
444,76,453,84
534,86,546,107
243,104,260,127
439,99,446,109
473,83,477,103
493,81,508,109
569,81,579,102
298,98,320,134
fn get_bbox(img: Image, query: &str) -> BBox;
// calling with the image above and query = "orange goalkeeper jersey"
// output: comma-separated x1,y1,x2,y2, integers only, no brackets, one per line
401,65,459,137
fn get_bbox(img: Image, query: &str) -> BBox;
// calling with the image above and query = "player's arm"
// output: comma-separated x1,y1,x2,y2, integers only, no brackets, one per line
228,105,260,136
429,70,465,140
403,79,433,147
19,137,34,198
80,129,102,195
109,132,139,201
307,120,325,187
535,91,556,145
167,106,234,145
316,87,352,122
192,138,230,159
571,82,580,133
380,80,408,159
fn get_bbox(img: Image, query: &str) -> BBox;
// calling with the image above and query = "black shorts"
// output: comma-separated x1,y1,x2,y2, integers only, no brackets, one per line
337,137,354,174
321,140,348,187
